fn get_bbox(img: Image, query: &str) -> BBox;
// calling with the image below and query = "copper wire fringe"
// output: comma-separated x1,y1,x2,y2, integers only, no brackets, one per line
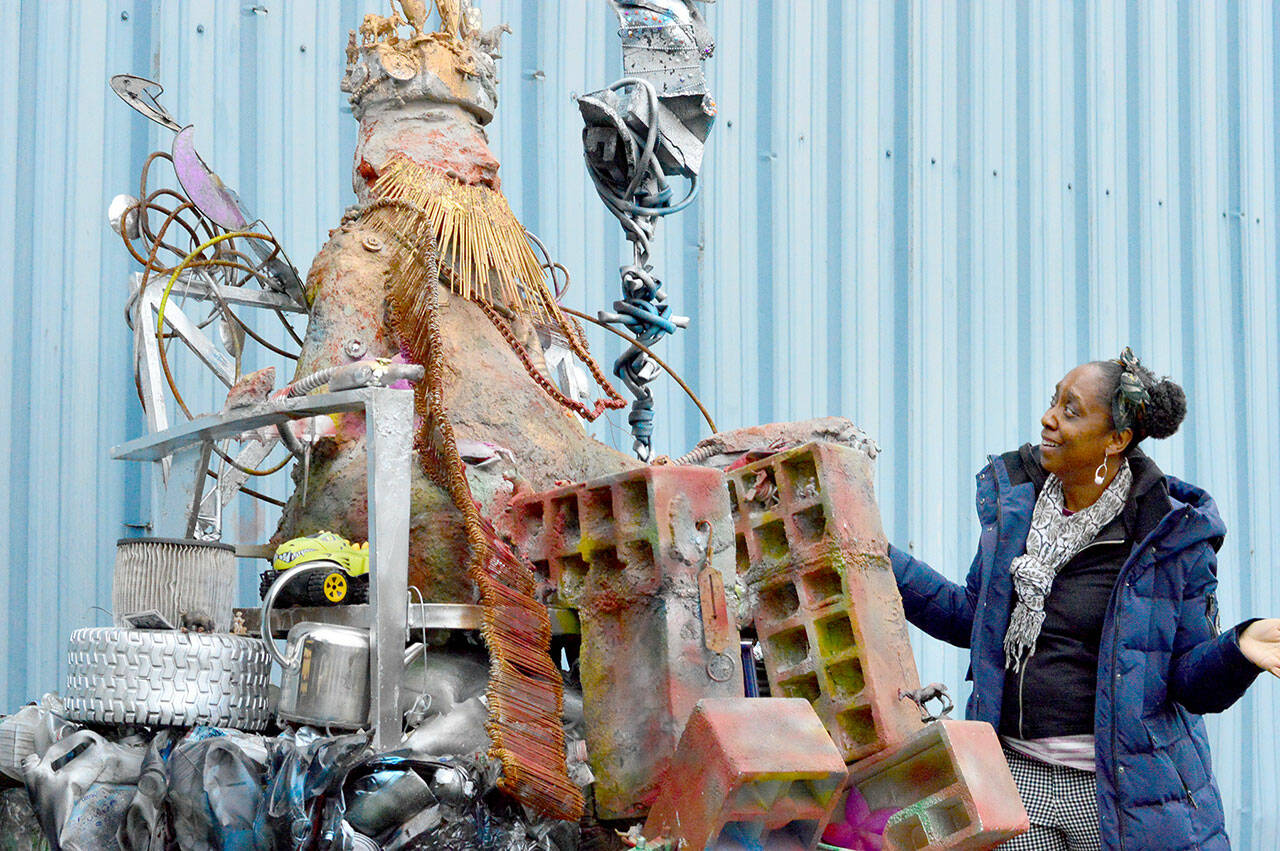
374,208,584,822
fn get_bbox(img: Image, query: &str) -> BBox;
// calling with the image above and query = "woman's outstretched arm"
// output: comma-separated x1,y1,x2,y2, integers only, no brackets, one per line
888,544,982,648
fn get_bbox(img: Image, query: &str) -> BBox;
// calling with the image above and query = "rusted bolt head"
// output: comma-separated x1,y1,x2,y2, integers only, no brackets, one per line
343,338,367,359
362,235,383,252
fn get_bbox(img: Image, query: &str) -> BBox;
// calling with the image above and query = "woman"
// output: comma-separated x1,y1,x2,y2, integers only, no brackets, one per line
889,349,1280,850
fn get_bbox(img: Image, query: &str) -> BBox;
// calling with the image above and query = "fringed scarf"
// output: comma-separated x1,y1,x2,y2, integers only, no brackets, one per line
1004,460,1132,673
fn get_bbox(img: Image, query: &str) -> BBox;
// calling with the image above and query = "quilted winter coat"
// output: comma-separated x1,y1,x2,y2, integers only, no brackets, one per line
889,446,1262,851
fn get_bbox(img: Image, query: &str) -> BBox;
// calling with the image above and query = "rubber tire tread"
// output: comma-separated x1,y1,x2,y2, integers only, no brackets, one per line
63,628,271,731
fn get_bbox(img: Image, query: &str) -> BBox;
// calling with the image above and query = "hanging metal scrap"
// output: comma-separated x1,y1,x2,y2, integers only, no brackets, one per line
578,0,716,460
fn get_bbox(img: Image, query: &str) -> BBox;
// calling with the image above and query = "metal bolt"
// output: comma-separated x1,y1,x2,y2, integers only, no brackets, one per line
343,339,367,359
299,44,306,52
362,235,384,252
120,10,129,20
196,23,205,33
885,149,892,158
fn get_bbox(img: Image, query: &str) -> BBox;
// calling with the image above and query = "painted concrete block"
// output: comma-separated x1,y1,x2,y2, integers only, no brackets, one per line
506,465,743,818
826,720,1029,850
644,697,848,851
725,443,923,761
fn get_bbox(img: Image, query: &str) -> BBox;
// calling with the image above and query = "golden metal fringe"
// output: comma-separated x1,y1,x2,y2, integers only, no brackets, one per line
370,156,562,325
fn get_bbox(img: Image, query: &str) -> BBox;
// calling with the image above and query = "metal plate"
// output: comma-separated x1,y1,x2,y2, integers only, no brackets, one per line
109,74,184,132
172,127,250,230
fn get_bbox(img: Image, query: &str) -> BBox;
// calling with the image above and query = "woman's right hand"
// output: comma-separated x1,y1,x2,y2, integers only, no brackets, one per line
1240,618,1280,677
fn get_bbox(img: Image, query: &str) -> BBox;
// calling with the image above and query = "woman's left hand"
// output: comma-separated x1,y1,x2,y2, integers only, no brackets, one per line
1240,619,1280,677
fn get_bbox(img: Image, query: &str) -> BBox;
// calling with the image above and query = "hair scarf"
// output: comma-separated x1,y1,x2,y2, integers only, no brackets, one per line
1004,460,1133,673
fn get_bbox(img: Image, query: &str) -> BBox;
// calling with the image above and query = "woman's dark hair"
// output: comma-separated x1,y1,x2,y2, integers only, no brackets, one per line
1090,349,1186,447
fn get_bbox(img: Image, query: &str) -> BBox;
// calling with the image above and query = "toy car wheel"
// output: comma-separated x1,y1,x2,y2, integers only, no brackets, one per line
63,628,271,731
301,569,369,606
322,571,348,603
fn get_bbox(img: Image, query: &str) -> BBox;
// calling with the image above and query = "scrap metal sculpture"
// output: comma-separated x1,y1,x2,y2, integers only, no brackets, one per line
579,0,717,459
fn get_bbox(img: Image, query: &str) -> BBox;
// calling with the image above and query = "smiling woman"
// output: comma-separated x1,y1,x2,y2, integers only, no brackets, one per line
887,348,1280,851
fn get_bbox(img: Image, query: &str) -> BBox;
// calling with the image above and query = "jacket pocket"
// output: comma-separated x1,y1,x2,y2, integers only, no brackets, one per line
1144,712,1200,812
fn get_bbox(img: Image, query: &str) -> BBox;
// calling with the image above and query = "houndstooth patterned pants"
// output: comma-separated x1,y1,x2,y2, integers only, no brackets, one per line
999,745,1102,851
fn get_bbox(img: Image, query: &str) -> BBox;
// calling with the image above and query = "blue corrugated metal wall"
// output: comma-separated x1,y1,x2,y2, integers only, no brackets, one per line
1,1,1276,844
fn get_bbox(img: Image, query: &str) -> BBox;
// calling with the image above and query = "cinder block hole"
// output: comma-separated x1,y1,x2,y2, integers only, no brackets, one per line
836,705,877,746
816,615,856,655
520,500,545,540
555,553,588,599
802,565,844,605
767,626,811,668
779,671,820,702
615,478,649,526
581,487,614,532
861,745,959,803
826,657,865,697
620,539,655,579
792,504,827,542
726,478,741,510
592,547,621,573
884,799,970,851
531,559,550,582
802,775,846,808
757,519,789,560
758,582,800,621
736,533,751,574
925,798,970,839
715,822,764,845
728,778,787,812
715,820,820,847
763,821,820,847
884,812,931,851
551,495,579,540
781,452,820,501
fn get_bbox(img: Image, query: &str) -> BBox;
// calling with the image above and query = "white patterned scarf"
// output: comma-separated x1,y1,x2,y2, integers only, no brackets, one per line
1004,460,1133,673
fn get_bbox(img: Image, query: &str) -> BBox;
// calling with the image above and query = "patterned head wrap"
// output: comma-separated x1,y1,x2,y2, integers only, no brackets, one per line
1112,347,1150,435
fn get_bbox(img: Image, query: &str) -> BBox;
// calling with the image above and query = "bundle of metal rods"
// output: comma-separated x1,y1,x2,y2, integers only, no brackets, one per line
371,156,561,325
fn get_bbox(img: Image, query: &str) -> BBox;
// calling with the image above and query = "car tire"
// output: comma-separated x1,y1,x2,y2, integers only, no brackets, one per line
64,628,272,731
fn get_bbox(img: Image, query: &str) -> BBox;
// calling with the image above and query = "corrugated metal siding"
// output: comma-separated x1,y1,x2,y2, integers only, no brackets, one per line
0,1,1276,843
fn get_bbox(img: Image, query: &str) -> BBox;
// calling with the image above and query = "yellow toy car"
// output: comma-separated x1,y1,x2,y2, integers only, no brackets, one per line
259,531,370,606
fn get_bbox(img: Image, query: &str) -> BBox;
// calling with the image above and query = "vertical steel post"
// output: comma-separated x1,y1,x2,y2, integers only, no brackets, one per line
364,387,413,749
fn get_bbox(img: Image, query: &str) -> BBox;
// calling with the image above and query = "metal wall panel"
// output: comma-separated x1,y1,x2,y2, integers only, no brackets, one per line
1,1,1276,844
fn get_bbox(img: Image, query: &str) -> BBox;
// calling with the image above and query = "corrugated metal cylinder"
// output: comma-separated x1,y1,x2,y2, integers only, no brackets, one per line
111,537,237,632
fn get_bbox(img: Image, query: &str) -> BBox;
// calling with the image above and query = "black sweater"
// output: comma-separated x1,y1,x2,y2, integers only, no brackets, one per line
997,445,1173,740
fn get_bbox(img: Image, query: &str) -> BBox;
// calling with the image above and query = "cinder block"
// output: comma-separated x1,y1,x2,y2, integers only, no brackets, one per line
506,466,743,819
644,698,848,851
825,720,1029,850
725,443,923,761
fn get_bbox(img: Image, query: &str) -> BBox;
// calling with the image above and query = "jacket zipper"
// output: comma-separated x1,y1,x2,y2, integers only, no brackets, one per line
1018,666,1026,738
1014,537,1123,738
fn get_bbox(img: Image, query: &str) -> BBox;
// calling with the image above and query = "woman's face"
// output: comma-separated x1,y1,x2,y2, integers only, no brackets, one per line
1040,364,1123,481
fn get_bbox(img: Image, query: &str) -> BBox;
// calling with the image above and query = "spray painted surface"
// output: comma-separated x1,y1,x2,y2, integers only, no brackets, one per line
0,2,1277,845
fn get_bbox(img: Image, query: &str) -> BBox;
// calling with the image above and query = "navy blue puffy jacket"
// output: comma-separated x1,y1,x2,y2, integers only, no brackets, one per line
889,447,1261,850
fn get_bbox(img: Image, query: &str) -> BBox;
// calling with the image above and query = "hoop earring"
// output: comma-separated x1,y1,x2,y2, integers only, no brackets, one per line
1094,458,1108,486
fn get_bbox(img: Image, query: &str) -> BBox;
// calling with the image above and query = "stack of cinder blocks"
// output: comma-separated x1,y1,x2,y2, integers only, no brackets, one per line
505,465,743,818
505,442,1027,849
722,443,1027,850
